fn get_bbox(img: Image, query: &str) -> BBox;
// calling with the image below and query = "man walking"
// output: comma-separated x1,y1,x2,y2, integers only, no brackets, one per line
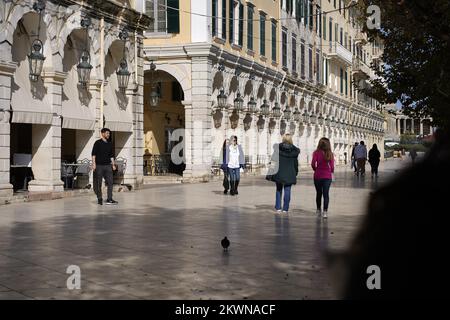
92,128,118,205
354,141,368,176
351,142,359,174
409,148,418,164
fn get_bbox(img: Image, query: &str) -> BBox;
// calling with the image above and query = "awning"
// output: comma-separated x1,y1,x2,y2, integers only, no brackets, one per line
103,74,133,133
61,48,96,131
10,58,52,125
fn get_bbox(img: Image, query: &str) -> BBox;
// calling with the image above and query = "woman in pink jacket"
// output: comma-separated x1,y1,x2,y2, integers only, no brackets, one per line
311,137,335,219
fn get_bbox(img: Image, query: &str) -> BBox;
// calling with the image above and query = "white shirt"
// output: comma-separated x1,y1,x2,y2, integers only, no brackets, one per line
228,145,240,169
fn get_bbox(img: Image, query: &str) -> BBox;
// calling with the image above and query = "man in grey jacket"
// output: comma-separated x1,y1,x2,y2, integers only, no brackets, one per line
354,141,368,176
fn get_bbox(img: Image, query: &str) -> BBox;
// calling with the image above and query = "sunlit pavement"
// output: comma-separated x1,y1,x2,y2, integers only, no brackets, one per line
0,158,412,300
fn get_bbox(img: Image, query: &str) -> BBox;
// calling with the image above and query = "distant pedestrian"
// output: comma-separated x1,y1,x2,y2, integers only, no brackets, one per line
351,142,359,173
354,141,368,176
225,135,245,195
91,128,118,205
368,144,381,178
311,137,335,219
220,139,230,194
270,134,300,213
409,148,418,164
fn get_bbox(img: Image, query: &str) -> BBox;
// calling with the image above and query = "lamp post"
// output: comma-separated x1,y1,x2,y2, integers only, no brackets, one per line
247,96,257,114
148,61,159,107
77,17,93,88
28,0,46,82
233,91,244,112
260,99,270,117
283,106,292,121
272,102,281,119
116,30,131,94
303,111,309,124
217,88,228,110
293,108,301,122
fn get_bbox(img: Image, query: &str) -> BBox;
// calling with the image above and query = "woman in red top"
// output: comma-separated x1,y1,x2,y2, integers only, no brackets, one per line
311,138,335,219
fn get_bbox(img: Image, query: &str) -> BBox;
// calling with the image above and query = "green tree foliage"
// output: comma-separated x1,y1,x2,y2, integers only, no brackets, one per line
356,0,450,128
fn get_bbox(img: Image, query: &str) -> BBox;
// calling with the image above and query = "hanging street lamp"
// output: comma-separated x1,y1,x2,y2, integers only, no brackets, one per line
293,108,301,122
217,88,228,110
148,61,159,107
77,17,93,88
28,0,46,82
318,114,324,126
303,111,310,123
260,99,270,117
272,102,281,119
247,96,257,114
283,106,292,121
116,30,131,94
233,91,244,112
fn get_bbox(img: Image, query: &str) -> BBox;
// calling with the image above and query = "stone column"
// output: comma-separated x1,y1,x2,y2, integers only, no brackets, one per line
411,118,414,134
28,71,67,193
251,115,258,169
183,56,212,182
0,61,16,201
420,120,424,136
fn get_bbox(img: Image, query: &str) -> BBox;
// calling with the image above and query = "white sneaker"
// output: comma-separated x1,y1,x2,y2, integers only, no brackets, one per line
276,209,282,213
322,211,328,219
282,210,288,213
316,209,322,217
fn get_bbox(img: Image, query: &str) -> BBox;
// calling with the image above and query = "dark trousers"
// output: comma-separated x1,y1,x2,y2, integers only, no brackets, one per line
314,179,332,211
93,165,113,201
357,159,366,175
370,161,380,175
222,169,229,191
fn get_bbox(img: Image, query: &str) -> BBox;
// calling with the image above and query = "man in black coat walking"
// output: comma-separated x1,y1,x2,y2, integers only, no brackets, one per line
91,128,118,205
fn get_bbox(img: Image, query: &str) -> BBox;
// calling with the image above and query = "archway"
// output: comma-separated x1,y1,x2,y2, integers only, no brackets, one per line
143,69,186,176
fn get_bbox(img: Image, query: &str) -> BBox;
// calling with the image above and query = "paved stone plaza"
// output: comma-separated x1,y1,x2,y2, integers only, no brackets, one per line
0,159,410,300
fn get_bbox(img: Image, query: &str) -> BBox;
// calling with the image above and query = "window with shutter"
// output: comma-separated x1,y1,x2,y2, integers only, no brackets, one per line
229,0,234,44
222,0,227,39
260,13,266,56
167,0,179,34
271,21,277,62
212,0,217,37
238,3,244,46
145,0,168,33
247,4,254,50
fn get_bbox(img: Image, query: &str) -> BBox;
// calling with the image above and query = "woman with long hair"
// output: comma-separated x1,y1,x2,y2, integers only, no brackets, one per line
220,138,230,194
225,135,245,195
311,137,335,219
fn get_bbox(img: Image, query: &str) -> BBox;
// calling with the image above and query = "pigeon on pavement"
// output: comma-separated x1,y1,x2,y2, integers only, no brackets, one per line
221,237,230,251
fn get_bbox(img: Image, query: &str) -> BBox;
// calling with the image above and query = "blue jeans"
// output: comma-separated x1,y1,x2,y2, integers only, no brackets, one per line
228,167,240,183
275,183,292,211
314,179,332,211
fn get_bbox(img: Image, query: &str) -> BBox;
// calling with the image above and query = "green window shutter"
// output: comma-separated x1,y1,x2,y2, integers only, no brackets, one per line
167,0,180,34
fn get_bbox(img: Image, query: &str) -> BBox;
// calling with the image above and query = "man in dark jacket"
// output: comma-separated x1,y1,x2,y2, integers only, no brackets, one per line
271,134,300,213
91,128,118,205
368,144,381,178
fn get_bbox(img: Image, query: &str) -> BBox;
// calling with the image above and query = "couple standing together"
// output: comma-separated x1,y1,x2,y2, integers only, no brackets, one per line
220,134,334,219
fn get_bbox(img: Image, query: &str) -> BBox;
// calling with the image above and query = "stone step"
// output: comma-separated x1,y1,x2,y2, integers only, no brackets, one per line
143,175,183,185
